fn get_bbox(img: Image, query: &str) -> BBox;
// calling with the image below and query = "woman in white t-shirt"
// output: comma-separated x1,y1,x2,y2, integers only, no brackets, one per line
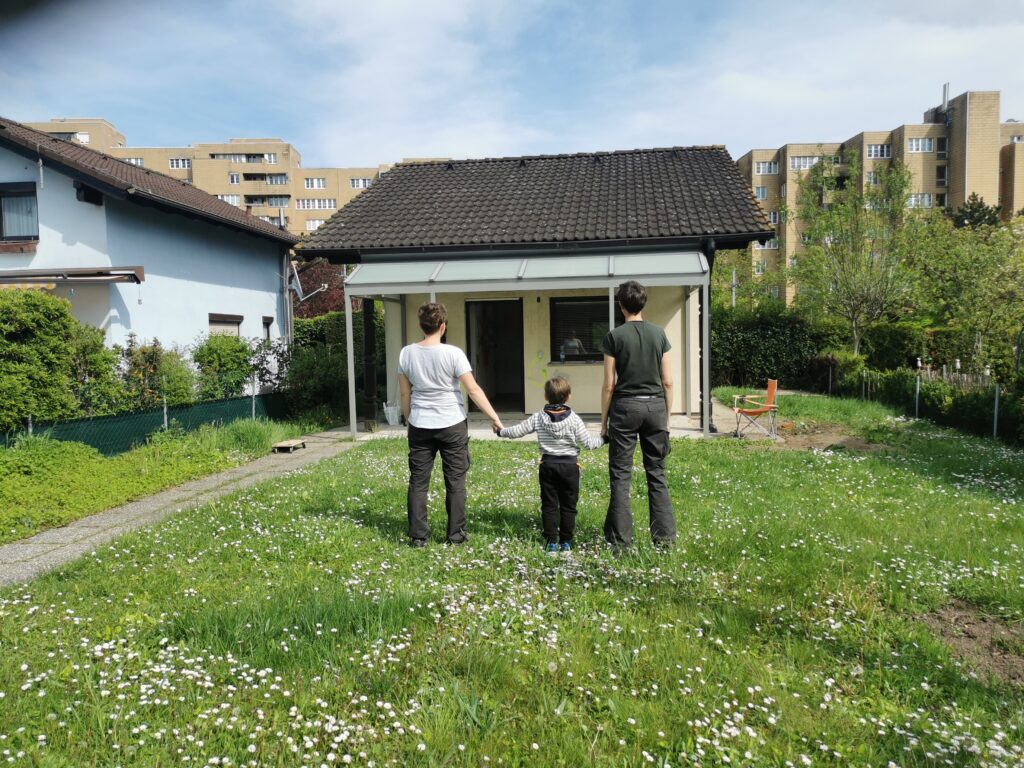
397,302,503,547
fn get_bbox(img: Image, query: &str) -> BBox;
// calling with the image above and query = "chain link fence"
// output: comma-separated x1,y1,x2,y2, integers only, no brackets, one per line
3,392,290,456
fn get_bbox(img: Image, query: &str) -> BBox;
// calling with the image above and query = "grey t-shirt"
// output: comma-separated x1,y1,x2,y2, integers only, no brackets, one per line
397,343,472,428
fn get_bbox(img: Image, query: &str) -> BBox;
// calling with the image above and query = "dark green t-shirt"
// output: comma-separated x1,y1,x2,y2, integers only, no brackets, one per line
601,321,671,396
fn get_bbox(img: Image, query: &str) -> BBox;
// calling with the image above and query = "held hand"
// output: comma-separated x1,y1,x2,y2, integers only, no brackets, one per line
491,418,504,433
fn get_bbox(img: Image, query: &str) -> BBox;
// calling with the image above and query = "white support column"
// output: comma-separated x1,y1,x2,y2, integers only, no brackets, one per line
345,291,358,439
430,291,436,303
608,286,615,329
701,281,711,437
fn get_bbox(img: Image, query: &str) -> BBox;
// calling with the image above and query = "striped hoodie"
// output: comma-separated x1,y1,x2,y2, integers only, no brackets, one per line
498,404,605,463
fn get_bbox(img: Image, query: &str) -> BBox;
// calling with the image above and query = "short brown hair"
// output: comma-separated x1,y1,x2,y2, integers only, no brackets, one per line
417,302,447,334
544,376,571,404
616,280,647,315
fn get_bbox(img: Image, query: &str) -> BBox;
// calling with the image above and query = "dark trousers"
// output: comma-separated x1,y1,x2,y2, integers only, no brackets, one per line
604,397,676,548
539,460,580,544
407,420,470,542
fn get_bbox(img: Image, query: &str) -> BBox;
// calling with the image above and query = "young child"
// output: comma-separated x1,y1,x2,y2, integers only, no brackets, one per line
496,377,605,554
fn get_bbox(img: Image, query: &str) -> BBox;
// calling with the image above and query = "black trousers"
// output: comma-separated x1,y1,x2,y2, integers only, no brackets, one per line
604,397,676,548
539,460,580,544
407,420,469,543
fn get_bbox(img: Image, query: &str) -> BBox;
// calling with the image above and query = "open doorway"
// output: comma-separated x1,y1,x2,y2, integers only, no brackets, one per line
465,299,524,412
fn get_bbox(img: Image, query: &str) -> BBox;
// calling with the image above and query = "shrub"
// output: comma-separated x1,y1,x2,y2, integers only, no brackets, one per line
283,343,348,416
862,322,928,370
0,291,78,431
118,335,166,410
193,334,254,400
159,349,197,406
810,348,866,394
68,323,126,417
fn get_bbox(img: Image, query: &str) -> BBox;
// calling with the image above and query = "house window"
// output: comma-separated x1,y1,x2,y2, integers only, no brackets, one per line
0,183,39,241
936,136,948,159
754,260,766,276
866,170,880,186
755,186,768,200
267,174,288,185
306,219,325,231
263,316,273,342
125,157,144,167
907,193,933,209
229,172,240,184
350,178,373,189
549,297,622,362
866,144,891,159
755,161,778,175
209,313,242,337
296,199,337,210
305,177,327,189
217,194,241,206
169,158,192,170
907,137,934,153
768,211,779,225
936,166,947,186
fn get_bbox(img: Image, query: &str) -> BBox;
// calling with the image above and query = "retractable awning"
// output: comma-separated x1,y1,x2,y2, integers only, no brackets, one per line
0,266,145,286
0,282,55,290
343,251,708,296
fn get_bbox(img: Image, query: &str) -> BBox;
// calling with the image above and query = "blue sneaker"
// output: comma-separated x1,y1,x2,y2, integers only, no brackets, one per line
545,542,559,556
559,541,573,553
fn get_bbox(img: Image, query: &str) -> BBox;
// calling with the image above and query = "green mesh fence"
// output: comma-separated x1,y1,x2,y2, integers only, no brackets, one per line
2,393,291,456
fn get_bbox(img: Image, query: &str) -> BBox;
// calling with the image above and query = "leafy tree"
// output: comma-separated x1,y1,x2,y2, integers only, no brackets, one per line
710,248,782,311
792,151,914,354
68,323,126,416
192,334,254,400
952,192,1001,229
118,335,166,410
291,257,349,318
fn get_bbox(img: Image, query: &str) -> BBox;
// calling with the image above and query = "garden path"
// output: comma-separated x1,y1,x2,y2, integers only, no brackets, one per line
0,427,357,588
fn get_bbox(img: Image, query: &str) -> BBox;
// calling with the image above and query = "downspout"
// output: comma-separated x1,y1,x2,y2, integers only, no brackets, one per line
282,250,293,343
700,238,718,433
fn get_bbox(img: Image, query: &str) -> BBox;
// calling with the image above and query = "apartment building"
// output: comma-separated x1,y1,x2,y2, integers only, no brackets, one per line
23,118,389,238
736,88,1024,302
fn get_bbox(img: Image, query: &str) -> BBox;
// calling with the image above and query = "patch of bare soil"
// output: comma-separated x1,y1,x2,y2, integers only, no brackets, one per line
770,423,889,453
921,600,1024,688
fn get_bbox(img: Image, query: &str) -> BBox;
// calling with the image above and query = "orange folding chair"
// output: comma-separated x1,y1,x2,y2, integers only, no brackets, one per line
732,379,778,438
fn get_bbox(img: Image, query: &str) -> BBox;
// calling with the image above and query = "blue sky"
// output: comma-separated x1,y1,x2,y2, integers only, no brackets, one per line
2,0,1024,167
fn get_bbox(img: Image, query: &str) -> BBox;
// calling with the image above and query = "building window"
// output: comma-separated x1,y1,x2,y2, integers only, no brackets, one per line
258,215,285,226
754,260,766,276
755,161,778,175
305,177,327,189
296,199,337,210
266,153,278,164
866,144,891,159
789,156,822,171
350,178,373,189
306,219,326,231
244,154,265,164
755,186,768,200
907,193,933,209
0,183,38,241
229,172,240,184
936,165,947,187
267,174,288,185
768,211,779,224
767,285,780,300
267,196,289,208
169,158,192,170
74,131,90,144
779,183,787,198
1011,135,1024,144
755,238,778,250
263,316,273,342
866,170,880,186
209,313,242,337
907,137,934,153
788,256,798,268
125,157,144,167
217,194,241,206
212,153,246,163
936,193,947,209
549,297,622,362
936,136,948,159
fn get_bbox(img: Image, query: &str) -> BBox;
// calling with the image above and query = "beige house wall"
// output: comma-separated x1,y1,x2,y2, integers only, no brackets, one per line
1000,143,1024,218
392,287,695,416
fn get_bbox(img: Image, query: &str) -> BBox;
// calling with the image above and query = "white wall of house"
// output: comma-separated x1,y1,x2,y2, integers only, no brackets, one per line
1,145,288,349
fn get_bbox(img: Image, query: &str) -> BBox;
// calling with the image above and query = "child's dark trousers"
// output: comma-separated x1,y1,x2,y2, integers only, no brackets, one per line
538,457,580,544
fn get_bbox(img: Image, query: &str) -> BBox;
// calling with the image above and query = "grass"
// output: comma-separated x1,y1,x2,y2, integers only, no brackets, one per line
1,398,1022,765
0,418,318,544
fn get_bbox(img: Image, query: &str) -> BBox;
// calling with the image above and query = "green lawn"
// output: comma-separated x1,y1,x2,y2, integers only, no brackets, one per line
0,418,317,545
1,399,1022,766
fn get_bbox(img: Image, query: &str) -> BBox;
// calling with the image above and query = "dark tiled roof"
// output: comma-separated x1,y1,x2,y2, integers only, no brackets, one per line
0,116,297,246
304,146,772,256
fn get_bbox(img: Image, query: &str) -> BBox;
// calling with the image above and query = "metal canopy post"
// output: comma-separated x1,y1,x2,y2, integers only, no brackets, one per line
701,281,711,437
344,291,358,439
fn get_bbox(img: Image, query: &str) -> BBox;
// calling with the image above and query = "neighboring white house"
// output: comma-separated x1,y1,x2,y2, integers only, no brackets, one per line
0,116,298,348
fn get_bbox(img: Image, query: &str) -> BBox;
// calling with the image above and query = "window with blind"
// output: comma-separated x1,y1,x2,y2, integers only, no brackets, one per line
0,183,39,241
209,313,243,337
549,297,622,362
